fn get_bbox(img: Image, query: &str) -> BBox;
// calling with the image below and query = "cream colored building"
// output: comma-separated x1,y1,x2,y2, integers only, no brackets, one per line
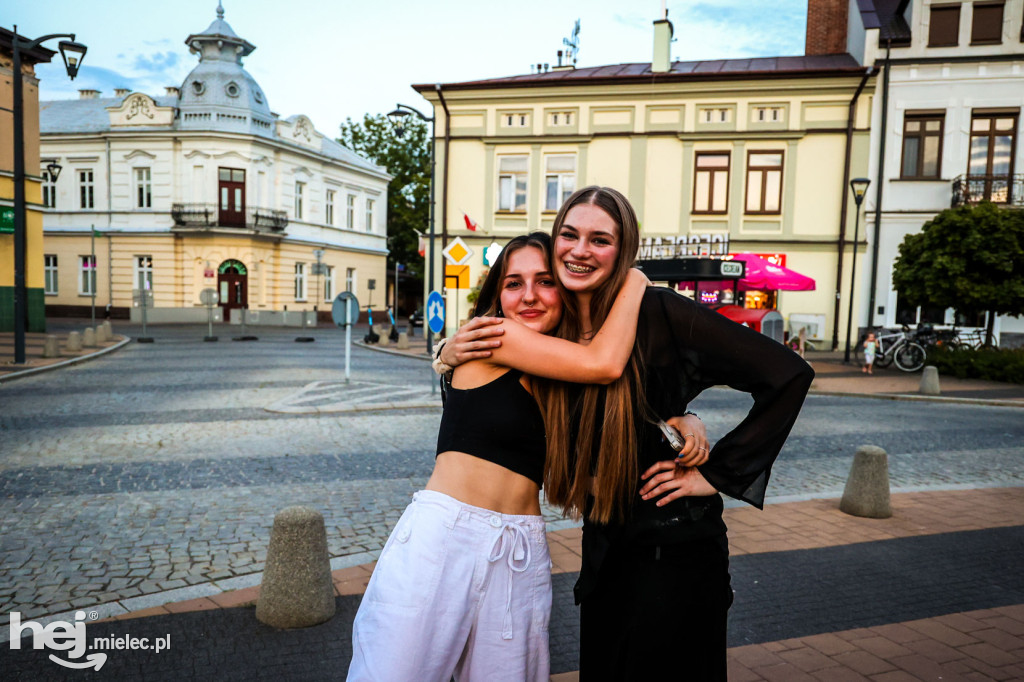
416,15,877,346
39,6,388,325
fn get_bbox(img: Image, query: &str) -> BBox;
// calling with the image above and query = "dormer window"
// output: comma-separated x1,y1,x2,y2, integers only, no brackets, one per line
225,82,240,98
191,80,205,96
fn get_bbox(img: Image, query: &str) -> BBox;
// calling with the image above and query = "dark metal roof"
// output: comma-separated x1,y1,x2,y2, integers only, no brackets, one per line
414,53,867,93
0,27,57,64
855,0,912,42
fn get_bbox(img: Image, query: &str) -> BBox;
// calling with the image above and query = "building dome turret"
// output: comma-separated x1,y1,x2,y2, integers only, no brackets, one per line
177,2,274,137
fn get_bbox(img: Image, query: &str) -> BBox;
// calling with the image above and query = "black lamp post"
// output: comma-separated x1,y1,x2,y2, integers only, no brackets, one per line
843,177,871,363
8,26,87,364
388,103,436,353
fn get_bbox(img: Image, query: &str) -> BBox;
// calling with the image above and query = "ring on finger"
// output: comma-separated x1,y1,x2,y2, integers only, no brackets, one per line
683,433,695,438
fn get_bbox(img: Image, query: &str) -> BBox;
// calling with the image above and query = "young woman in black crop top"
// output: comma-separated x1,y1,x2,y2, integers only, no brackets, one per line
347,233,650,682
442,187,814,680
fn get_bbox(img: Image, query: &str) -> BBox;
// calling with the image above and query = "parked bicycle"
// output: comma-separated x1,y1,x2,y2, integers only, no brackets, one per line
869,325,927,372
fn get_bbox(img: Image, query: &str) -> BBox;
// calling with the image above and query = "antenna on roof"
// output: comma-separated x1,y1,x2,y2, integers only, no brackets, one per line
562,19,580,66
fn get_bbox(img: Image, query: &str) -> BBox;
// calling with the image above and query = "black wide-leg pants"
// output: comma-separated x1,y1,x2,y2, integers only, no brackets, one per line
579,535,732,681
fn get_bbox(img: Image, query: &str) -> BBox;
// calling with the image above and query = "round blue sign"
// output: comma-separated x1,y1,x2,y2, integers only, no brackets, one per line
427,290,445,335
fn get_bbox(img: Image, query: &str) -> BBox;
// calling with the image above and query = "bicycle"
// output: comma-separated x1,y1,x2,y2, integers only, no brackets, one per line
870,326,927,372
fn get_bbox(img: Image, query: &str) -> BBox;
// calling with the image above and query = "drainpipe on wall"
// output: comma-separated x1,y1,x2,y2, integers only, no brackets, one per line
105,135,113,311
831,68,875,351
866,39,892,329
435,84,451,271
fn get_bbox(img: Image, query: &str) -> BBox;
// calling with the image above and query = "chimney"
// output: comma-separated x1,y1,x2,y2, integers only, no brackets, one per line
114,88,130,98
653,15,673,73
78,89,100,99
165,86,181,97
805,0,849,55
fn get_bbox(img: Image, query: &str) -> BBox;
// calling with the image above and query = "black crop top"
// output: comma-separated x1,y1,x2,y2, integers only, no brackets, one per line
435,368,546,486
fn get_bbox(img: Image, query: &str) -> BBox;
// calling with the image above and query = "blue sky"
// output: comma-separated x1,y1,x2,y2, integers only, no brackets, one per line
9,0,806,138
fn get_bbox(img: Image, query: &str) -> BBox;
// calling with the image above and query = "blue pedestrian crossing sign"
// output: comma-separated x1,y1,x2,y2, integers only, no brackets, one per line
427,290,445,334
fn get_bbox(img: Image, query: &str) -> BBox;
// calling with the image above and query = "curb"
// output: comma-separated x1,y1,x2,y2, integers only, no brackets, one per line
0,336,132,385
808,388,1024,408
353,340,431,362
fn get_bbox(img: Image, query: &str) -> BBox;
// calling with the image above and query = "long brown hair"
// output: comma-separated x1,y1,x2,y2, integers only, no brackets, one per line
537,186,645,524
473,232,559,318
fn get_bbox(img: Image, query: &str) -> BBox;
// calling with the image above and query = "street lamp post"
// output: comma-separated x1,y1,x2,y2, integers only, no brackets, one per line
8,26,87,364
387,103,436,353
844,177,871,363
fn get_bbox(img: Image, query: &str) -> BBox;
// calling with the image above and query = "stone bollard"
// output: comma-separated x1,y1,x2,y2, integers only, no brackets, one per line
840,445,892,519
82,327,97,348
256,506,336,629
396,332,409,350
103,321,113,339
65,331,83,352
42,335,60,358
920,365,941,395
95,324,109,343
375,325,389,346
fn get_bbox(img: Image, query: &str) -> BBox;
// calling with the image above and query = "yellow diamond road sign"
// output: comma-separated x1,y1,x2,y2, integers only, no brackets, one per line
443,236,473,266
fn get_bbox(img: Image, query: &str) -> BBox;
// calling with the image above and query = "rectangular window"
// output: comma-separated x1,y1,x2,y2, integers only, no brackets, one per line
294,263,306,300
346,195,355,228
44,255,58,295
42,168,56,208
548,111,574,126
79,255,96,295
968,111,1018,203
693,153,730,214
752,106,784,123
324,265,334,301
501,113,530,128
745,151,784,214
971,2,1004,43
365,199,374,232
346,267,356,294
294,182,304,220
929,4,961,46
498,156,528,212
134,256,153,292
701,108,731,123
134,167,152,209
325,190,335,225
544,155,577,211
78,169,94,209
901,113,945,178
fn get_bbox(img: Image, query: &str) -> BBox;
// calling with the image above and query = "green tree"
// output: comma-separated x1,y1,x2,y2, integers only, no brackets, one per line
892,202,1024,346
338,113,430,301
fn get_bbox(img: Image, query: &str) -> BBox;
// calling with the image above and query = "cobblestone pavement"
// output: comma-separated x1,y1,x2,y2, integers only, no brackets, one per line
1,322,1023,623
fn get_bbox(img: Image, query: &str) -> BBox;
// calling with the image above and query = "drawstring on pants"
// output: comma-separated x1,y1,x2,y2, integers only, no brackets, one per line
487,522,532,640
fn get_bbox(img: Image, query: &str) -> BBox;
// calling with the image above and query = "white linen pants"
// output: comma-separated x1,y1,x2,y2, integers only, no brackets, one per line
347,490,552,682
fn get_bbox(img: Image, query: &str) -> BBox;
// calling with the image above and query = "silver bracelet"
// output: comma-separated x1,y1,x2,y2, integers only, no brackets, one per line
432,339,453,376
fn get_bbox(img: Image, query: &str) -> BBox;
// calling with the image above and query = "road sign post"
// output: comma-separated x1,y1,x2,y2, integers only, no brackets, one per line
427,290,445,394
332,292,360,383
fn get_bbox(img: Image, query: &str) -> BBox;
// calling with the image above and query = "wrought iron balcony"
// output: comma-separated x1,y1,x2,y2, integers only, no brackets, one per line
951,174,1024,208
170,203,289,231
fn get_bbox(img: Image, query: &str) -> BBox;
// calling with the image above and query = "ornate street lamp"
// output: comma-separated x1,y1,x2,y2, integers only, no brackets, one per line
46,161,63,183
387,103,437,353
844,177,871,363
8,26,87,364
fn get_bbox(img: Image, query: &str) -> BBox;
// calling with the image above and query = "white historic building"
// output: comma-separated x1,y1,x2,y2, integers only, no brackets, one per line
39,3,389,324
850,0,1024,344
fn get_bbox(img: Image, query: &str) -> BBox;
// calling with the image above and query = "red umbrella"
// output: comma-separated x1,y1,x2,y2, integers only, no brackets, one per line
730,253,816,291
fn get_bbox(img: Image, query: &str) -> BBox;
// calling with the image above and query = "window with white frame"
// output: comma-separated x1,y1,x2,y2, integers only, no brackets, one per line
346,194,355,228
693,152,730,214
44,255,58,295
42,168,56,208
346,267,356,294
78,169,95,209
501,112,530,128
324,265,335,301
365,198,374,232
745,151,784,214
752,106,784,123
79,255,96,295
701,108,732,123
498,156,528,212
135,255,153,292
294,263,306,300
294,181,305,219
545,155,577,211
134,167,152,208
325,190,335,225
548,111,574,126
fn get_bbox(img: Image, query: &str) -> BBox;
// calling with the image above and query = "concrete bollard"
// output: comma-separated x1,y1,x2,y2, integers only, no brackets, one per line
396,332,409,350
103,321,113,339
82,327,97,348
840,445,892,519
95,324,109,343
375,325,389,346
42,335,60,358
256,506,336,629
920,365,941,395
65,331,83,352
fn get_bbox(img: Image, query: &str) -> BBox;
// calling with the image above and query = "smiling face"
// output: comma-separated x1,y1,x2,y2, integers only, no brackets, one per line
499,246,563,334
553,203,621,294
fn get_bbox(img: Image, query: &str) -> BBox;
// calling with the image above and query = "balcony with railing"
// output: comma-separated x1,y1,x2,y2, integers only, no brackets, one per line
951,174,1024,208
170,203,289,231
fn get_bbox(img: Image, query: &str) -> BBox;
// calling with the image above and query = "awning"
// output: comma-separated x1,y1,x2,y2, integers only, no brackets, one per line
730,253,815,291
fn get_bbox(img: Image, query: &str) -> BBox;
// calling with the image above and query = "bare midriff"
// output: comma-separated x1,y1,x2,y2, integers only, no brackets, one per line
427,451,542,516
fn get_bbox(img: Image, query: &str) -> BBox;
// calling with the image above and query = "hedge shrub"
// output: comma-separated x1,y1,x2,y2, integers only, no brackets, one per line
925,345,1024,384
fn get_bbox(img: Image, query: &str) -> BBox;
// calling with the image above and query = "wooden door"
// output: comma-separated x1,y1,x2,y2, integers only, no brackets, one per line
218,168,246,227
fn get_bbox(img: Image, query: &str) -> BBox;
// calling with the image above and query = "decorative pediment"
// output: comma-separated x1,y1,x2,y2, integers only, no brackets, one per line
211,150,252,163
276,115,322,151
107,93,175,127
184,149,212,159
124,149,157,161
